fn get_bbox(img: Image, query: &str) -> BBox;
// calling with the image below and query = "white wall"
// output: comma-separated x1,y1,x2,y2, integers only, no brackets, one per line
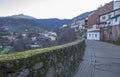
114,1,120,10
87,25,99,31
105,15,120,26
112,16,120,25
100,8,120,26
100,12,114,22
106,19,113,26
87,32,100,40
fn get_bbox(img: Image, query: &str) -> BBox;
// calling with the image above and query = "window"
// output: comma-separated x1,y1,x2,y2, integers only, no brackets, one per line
108,15,111,18
108,22,111,25
89,34,91,37
115,18,117,22
102,16,105,19
95,34,97,37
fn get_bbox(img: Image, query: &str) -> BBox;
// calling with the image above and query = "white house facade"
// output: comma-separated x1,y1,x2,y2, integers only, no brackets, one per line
100,8,120,27
87,25,100,40
87,31,100,40
114,0,120,10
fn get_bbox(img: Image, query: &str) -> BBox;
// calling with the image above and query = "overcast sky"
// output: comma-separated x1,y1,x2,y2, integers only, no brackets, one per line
0,0,113,19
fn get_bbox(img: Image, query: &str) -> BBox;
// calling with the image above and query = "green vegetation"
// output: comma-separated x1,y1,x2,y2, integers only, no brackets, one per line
0,40,82,62
76,32,83,40
114,39,120,46
0,46,12,54
102,39,120,46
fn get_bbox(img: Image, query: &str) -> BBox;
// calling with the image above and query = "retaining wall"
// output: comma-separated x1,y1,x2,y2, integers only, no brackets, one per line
0,40,85,77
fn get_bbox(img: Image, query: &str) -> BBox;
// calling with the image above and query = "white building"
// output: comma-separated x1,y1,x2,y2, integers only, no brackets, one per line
98,1,120,28
30,45,39,48
114,0,120,10
62,24,68,28
43,31,57,41
70,19,87,32
100,8,120,27
87,25,100,40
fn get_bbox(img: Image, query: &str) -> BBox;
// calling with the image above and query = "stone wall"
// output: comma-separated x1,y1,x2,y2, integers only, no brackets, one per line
100,25,120,41
111,24,120,41
0,40,85,77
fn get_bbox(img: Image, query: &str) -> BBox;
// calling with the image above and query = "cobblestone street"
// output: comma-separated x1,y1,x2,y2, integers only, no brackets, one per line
74,40,120,77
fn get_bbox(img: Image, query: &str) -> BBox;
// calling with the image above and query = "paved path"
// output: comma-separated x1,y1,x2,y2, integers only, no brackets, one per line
74,40,120,77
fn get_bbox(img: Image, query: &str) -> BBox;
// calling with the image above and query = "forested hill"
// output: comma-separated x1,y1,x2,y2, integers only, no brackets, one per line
0,12,91,32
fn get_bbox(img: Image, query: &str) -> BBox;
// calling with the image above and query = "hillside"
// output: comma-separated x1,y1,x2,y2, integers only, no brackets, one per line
38,18,72,29
0,17,43,33
0,12,91,54
72,12,92,20
0,12,91,33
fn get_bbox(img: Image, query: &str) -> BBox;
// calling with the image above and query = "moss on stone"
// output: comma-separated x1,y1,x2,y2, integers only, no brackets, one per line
0,40,85,77
0,40,82,62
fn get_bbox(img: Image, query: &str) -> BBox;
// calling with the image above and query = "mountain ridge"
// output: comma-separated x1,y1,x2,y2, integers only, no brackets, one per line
7,14,36,19
0,11,91,32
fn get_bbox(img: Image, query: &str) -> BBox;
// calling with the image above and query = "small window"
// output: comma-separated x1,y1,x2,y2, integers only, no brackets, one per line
102,16,105,19
115,18,117,22
108,15,111,18
108,22,111,24
95,34,97,37
89,34,91,37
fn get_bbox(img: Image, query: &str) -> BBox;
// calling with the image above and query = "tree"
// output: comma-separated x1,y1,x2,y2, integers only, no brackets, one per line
0,24,10,46
56,27,77,45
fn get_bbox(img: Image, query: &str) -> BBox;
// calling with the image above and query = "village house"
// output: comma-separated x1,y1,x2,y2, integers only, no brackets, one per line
43,31,57,41
70,18,88,32
30,44,39,48
86,1,113,40
99,0,120,26
31,37,37,41
100,8,120,41
87,1,114,28
87,0,120,41
87,25,100,40
62,24,68,28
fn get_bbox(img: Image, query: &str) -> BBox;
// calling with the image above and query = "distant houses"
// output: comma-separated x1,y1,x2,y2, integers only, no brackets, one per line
87,1,114,29
70,18,88,33
99,7,120,40
99,8,120,27
68,1,120,41
43,31,57,41
67,1,119,41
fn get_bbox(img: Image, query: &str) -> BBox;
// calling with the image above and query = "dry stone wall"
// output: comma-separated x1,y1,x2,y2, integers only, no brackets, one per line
0,40,85,77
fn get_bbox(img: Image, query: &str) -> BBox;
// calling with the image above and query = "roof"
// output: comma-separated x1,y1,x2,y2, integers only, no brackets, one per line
88,30,100,32
99,8,120,17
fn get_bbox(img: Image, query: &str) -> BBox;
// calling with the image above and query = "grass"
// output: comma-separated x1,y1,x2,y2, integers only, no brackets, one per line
114,40,120,45
101,40,120,46
0,40,82,62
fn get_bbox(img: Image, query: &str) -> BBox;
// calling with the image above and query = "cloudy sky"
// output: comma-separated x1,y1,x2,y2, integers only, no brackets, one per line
0,0,113,19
